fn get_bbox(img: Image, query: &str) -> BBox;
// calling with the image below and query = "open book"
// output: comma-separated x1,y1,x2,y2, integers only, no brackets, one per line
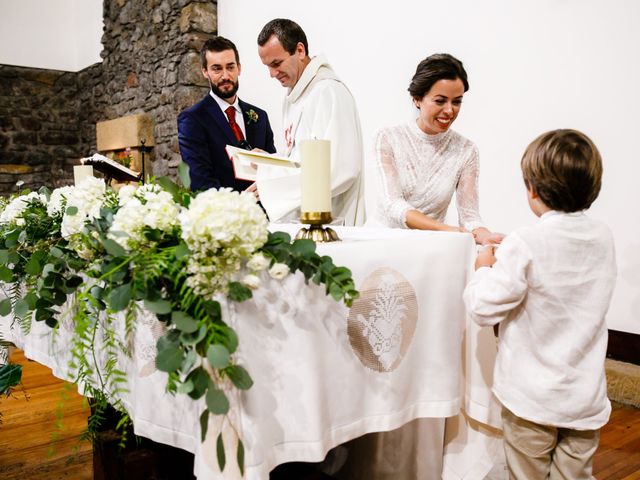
81,153,142,183
225,145,299,182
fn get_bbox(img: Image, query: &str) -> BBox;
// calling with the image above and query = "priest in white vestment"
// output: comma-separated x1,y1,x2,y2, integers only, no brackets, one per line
255,18,364,226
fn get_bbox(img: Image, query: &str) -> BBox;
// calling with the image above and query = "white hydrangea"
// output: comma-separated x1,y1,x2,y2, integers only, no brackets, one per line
108,185,181,250
179,188,268,298
117,184,137,206
0,192,47,226
47,185,75,217
60,177,107,238
268,263,290,280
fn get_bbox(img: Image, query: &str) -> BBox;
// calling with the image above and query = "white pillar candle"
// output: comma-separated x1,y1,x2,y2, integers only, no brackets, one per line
300,139,331,213
73,165,94,185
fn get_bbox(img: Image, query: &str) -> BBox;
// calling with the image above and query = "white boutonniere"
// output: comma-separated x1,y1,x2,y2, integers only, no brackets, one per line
246,109,259,124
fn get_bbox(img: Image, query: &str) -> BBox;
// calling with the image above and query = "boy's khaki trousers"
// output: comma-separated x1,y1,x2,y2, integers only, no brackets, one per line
501,407,600,480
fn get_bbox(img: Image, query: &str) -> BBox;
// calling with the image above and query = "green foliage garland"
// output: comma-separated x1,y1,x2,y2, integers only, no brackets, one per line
0,168,358,472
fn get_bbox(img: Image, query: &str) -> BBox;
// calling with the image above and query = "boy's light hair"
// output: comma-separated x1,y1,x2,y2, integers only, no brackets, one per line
521,129,602,212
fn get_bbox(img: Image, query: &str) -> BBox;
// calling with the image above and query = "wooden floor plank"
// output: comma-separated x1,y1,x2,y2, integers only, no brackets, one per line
2,349,640,479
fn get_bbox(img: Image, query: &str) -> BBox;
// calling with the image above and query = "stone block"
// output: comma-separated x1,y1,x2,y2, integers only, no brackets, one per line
0,164,33,174
179,2,216,34
178,51,206,87
96,113,155,150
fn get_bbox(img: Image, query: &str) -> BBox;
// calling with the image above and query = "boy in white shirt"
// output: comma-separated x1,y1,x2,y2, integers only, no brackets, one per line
463,129,617,479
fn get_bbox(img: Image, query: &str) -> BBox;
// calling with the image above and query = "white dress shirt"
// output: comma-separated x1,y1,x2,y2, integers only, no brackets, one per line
210,91,246,138
464,210,617,430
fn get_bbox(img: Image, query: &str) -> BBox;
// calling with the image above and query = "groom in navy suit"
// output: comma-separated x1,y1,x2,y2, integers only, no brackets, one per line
178,37,276,192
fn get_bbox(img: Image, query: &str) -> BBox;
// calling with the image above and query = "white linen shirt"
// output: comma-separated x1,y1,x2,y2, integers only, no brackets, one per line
463,210,617,430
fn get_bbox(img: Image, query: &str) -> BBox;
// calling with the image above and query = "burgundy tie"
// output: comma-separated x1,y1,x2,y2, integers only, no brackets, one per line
225,106,245,143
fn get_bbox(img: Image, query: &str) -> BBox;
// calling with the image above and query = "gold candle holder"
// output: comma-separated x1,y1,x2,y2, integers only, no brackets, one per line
295,211,340,243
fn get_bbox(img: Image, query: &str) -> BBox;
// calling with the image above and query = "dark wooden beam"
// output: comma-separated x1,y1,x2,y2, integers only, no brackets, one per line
607,330,640,365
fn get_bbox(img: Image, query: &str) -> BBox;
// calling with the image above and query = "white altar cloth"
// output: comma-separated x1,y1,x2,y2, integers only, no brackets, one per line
1,226,503,479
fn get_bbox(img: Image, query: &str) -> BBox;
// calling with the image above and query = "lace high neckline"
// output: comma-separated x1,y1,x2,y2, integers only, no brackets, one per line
409,120,452,143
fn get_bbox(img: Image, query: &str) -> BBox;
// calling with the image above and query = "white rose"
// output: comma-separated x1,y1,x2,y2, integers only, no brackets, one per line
247,253,270,271
268,263,290,280
242,274,261,290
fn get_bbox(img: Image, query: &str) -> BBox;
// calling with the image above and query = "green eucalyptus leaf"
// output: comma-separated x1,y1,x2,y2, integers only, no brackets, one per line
227,365,253,390
199,410,209,443
24,292,38,309
216,432,226,472
203,300,221,321
7,251,20,264
52,289,67,306
4,230,20,248
206,387,230,415
35,307,54,322
0,265,13,283
177,379,194,395
65,275,83,290
227,282,252,302
145,299,172,315
108,283,132,312
65,206,78,216
42,263,56,277
180,325,207,346
13,298,30,318
0,298,12,316
187,367,210,400
218,326,239,354
291,238,316,256
207,344,230,369
155,345,184,373
90,285,104,300
44,317,58,328
102,238,127,258
171,311,198,333
157,330,180,350
178,161,191,189
181,348,198,374
329,283,343,301
50,246,64,258
237,439,245,475
174,242,190,261
0,250,8,265
265,231,290,246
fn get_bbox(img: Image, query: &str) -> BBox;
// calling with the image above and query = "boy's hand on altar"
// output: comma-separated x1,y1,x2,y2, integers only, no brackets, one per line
475,245,496,270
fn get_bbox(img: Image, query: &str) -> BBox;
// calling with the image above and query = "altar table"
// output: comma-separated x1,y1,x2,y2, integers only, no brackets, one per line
1,226,504,479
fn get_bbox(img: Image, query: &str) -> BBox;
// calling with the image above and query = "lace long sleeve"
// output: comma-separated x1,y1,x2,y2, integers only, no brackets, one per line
455,145,484,231
374,130,414,228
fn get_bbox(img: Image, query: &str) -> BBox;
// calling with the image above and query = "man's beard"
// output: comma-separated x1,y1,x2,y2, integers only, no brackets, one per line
212,79,239,99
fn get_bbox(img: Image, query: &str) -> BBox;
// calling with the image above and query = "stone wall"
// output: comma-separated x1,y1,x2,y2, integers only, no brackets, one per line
0,0,216,197
0,66,82,195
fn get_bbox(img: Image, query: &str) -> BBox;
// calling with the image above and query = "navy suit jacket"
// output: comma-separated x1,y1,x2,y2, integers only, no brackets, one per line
177,94,276,192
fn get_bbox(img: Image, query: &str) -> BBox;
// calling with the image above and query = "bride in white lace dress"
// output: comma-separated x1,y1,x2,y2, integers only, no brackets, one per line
370,53,503,246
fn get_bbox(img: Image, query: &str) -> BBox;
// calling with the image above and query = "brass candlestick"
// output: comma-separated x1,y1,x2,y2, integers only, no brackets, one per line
295,211,340,242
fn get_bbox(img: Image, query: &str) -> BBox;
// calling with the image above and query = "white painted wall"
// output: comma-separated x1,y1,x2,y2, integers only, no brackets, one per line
0,0,102,71
219,0,640,334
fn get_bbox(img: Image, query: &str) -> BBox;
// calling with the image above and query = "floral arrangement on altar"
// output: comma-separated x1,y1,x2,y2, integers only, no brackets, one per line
0,165,358,471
